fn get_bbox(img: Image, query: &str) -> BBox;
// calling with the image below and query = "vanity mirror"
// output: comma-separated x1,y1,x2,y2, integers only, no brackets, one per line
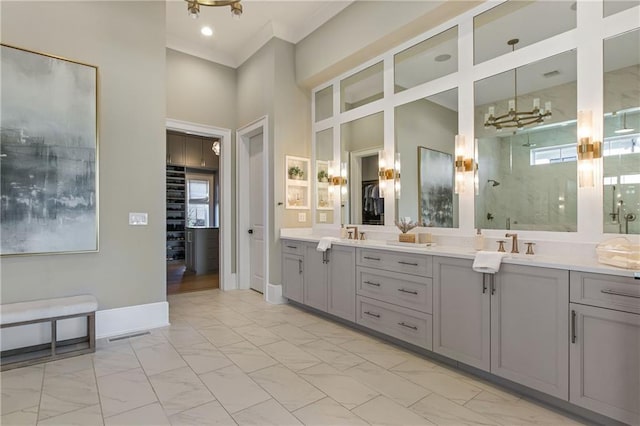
315,86,333,122
340,112,384,225
603,28,639,234
395,88,459,227
315,128,334,224
474,49,578,232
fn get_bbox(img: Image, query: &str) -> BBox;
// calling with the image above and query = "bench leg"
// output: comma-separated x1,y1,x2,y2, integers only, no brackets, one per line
88,313,96,351
51,320,57,355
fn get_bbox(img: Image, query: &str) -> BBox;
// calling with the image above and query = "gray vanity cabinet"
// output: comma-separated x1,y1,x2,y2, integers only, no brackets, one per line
492,264,569,400
433,257,490,371
304,243,329,311
569,272,640,425
281,240,304,303
433,258,569,399
303,243,356,320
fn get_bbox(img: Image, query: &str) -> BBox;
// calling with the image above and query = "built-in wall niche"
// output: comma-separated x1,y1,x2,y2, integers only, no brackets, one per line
473,1,576,65
395,87,459,228
603,28,640,235
285,155,310,209
340,112,384,225
340,62,383,113
394,26,458,93
315,128,334,224
474,49,578,232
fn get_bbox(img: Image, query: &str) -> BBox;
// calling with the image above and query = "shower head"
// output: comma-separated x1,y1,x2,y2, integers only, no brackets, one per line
487,179,500,187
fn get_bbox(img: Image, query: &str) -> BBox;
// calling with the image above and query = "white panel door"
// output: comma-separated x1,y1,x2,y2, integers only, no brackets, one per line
249,132,265,293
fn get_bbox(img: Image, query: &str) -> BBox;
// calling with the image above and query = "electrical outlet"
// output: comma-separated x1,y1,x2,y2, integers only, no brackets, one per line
298,212,306,222
319,213,327,223
129,212,148,225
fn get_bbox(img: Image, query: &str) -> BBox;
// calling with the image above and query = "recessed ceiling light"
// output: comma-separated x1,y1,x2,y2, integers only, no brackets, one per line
201,26,214,37
434,54,452,62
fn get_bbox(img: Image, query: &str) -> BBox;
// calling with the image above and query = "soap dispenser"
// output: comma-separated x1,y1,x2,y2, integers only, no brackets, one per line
474,228,485,251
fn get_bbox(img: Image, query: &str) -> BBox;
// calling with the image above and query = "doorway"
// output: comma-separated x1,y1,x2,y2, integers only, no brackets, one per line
237,117,270,298
165,119,233,293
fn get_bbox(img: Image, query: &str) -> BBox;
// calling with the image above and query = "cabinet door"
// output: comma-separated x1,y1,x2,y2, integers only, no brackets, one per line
327,245,356,321
303,244,328,311
433,257,490,371
167,131,185,165
491,265,569,400
570,304,640,425
201,138,220,170
282,253,304,303
185,135,203,167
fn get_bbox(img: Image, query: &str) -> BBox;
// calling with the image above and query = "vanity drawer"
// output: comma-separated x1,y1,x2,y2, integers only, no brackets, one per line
357,248,432,277
356,267,432,314
570,271,640,314
282,240,305,256
356,295,432,350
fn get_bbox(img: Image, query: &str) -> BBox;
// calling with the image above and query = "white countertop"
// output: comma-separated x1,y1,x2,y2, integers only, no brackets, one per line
281,234,639,279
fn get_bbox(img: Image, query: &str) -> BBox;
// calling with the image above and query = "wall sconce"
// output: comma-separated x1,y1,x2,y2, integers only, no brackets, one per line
473,138,480,196
454,135,473,194
378,150,395,198
340,161,348,201
394,153,401,199
577,110,602,188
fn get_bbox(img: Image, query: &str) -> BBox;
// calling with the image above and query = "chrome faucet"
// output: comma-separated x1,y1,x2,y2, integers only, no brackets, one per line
346,226,359,240
505,233,519,254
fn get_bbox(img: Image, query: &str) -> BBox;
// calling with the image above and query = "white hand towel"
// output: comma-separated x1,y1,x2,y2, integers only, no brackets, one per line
317,237,338,252
472,251,506,274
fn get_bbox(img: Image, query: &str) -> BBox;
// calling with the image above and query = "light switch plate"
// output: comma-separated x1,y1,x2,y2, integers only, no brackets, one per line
298,212,306,222
319,213,327,223
129,212,148,225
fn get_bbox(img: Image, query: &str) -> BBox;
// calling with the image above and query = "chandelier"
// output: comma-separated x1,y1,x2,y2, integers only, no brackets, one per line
484,39,552,131
186,0,242,19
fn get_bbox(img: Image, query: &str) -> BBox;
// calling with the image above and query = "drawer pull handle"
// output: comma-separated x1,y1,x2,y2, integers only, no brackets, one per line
571,310,577,344
286,245,298,249
364,281,381,287
364,256,381,261
298,259,303,274
364,311,380,318
398,261,419,266
398,322,418,330
600,289,640,299
398,288,418,295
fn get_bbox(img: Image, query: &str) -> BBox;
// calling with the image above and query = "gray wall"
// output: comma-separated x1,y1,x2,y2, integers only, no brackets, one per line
166,48,238,272
0,1,167,309
237,38,311,286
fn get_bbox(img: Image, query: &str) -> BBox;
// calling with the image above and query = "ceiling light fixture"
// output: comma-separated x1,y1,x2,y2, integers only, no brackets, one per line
185,0,242,19
201,26,214,36
614,112,635,134
484,39,552,131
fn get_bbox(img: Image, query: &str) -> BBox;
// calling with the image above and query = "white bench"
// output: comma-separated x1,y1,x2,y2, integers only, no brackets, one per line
0,295,97,370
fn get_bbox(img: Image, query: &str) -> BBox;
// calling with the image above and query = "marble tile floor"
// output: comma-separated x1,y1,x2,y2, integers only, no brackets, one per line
1,289,586,426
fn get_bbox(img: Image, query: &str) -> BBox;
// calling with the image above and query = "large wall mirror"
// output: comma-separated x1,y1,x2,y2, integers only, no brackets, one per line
603,28,640,234
340,112,384,225
315,128,334,224
340,62,383,113
395,88,459,227
475,49,578,232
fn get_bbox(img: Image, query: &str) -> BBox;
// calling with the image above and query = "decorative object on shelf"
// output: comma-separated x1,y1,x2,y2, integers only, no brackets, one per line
212,140,220,156
395,217,419,243
185,0,242,19
577,109,602,188
419,147,454,227
317,169,329,182
483,39,551,131
288,165,304,180
0,44,98,256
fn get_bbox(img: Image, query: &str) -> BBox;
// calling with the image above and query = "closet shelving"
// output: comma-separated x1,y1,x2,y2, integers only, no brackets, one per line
166,165,186,261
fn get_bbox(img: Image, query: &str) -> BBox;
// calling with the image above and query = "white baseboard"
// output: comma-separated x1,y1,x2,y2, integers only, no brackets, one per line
96,301,169,339
0,301,169,351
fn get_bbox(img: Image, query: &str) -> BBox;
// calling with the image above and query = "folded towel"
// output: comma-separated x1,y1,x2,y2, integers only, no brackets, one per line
472,251,506,274
317,237,339,252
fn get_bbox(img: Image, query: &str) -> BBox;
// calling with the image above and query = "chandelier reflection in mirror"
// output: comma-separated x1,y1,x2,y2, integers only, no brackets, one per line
484,39,552,130
186,0,242,19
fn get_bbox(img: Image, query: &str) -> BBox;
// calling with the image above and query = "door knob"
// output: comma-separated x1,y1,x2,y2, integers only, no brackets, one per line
248,229,254,234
